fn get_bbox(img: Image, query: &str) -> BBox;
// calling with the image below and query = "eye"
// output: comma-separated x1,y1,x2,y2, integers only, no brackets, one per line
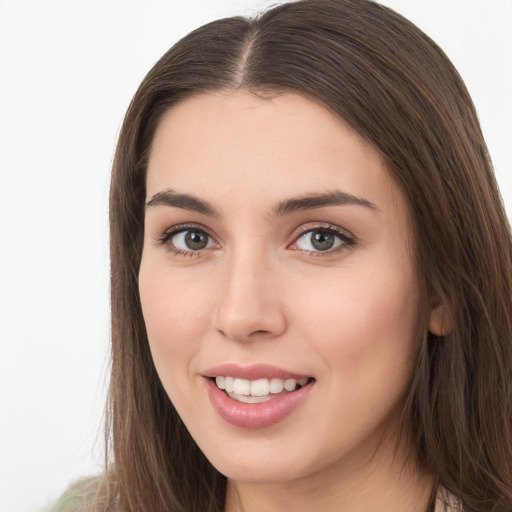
290,225,355,254
172,229,213,250
158,226,217,255
296,229,342,251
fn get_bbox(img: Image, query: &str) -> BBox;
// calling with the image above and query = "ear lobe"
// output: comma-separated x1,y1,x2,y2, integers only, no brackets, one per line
428,304,452,336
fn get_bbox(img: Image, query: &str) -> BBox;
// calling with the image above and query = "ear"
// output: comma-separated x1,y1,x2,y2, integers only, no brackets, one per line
428,303,452,336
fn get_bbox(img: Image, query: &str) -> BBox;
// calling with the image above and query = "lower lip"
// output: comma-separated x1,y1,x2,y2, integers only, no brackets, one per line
204,378,314,429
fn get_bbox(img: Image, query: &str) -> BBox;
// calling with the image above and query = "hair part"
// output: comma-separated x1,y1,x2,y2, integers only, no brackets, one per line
103,1,512,510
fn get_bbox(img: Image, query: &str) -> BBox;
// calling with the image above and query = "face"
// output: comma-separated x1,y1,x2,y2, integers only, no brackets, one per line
139,91,423,485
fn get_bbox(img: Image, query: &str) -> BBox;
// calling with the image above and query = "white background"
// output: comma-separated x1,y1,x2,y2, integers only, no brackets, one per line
0,1,510,511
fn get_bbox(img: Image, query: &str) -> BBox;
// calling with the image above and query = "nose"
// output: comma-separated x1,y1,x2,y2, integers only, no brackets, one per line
213,251,287,342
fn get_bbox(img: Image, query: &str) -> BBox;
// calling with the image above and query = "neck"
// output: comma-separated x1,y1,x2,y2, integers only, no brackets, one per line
224,441,434,512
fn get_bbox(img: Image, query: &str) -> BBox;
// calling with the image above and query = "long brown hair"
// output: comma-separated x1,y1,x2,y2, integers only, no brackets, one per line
100,1,512,510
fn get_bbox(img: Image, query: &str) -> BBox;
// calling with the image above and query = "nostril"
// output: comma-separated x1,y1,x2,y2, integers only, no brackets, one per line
252,329,270,336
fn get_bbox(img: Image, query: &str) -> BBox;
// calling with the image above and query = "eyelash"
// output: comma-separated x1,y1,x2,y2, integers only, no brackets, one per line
156,223,216,257
155,222,356,258
291,223,356,257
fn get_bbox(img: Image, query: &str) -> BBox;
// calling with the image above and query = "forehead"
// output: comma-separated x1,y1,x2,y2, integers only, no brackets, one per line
146,91,403,216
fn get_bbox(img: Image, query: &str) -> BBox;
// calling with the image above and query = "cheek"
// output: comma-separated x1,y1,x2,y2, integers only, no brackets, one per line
295,269,421,442
138,261,212,382
293,260,421,375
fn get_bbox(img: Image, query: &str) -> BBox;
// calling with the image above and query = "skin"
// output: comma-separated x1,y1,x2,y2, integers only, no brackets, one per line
139,91,439,511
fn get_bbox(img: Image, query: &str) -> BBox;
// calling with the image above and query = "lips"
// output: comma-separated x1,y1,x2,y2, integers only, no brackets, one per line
203,363,315,428
204,363,311,381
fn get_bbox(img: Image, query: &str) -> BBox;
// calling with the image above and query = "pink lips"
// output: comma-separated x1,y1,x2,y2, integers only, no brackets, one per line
203,363,314,429
204,363,310,381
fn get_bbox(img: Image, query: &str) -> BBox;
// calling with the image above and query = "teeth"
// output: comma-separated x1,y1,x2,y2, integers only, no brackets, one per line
233,378,251,395
284,378,296,391
251,378,270,396
224,376,235,393
269,378,284,393
214,376,310,397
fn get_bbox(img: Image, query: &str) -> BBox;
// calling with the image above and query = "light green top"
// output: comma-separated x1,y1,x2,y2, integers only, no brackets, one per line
49,478,96,512
49,479,462,511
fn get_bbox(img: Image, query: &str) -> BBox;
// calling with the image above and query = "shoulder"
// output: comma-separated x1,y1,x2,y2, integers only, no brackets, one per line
47,476,104,512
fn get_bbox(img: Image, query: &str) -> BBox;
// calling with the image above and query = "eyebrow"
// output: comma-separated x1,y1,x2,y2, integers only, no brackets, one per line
146,189,220,217
271,190,379,216
145,188,378,217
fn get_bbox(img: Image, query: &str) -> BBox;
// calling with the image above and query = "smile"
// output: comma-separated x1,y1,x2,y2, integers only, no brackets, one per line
215,376,311,403
203,364,315,428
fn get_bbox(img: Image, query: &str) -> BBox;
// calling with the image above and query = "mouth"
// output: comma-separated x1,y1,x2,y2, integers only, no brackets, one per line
213,376,313,404
203,365,315,428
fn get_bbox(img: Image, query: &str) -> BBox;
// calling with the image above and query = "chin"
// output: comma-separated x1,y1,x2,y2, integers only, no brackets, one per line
212,456,309,484
190,428,329,485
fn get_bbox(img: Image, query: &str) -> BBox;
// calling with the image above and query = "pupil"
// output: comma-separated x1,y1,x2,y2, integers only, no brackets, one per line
185,231,208,250
311,231,334,251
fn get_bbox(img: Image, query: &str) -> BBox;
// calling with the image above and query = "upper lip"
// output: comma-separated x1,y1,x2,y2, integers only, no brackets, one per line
203,363,312,381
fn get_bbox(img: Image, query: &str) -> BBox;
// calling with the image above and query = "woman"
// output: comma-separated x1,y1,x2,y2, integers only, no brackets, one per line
53,0,512,510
